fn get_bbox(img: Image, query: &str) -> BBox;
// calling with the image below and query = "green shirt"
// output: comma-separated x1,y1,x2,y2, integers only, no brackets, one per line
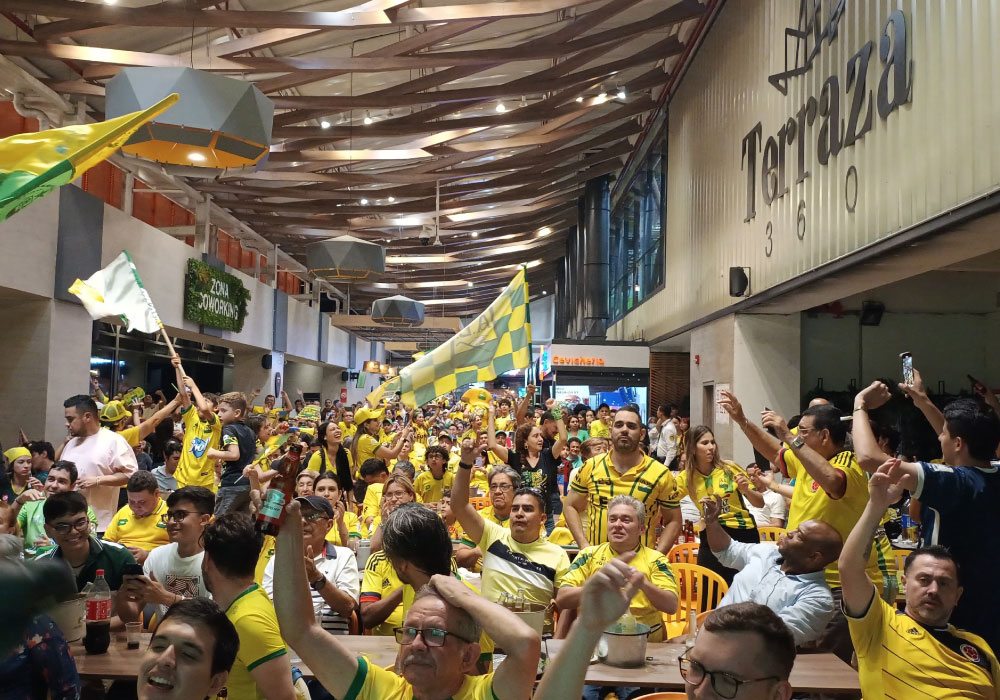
17,500,98,557
37,536,136,591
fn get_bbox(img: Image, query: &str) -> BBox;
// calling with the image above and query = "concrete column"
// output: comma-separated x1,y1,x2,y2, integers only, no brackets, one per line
0,297,92,445
582,175,610,338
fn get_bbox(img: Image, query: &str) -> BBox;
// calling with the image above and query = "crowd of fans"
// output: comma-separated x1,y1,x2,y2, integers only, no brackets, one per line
2,356,1000,700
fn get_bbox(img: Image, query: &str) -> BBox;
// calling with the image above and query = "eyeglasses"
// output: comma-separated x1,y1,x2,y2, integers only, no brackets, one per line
489,484,513,492
678,655,779,699
161,510,197,523
50,517,91,535
393,626,472,647
301,511,329,523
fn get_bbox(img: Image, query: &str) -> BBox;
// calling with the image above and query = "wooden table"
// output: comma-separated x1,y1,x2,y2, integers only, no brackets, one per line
75,635,859,694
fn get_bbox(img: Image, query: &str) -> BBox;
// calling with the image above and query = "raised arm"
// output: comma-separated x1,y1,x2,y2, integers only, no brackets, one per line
763,410,846,497
899,369,945,436
514,384,534,427
431,574,540,700
719,391,783,464
374,427,413,461
535,556,644,700
136,397,181,440
485,405,510,463
852,383,919,490
273,500,359,699
171,355,191,410
839,459,902,617
545,398,568,457
452,439,486,545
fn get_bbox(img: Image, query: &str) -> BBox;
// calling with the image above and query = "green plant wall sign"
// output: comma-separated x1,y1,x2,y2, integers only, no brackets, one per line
184,258,250,332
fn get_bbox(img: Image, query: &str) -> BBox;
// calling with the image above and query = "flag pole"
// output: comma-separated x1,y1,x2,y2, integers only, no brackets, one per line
121,251,181,366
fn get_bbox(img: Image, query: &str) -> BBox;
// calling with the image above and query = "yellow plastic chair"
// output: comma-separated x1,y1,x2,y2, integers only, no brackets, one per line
663,563,729,638
469,496,491,510
758,526,785,542
667,541,699,564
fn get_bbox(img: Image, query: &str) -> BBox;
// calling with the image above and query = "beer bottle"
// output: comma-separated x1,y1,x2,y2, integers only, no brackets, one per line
255,443,304,536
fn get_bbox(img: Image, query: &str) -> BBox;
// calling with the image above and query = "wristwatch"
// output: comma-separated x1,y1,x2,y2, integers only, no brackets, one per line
310,576,327,592
789,435,805,449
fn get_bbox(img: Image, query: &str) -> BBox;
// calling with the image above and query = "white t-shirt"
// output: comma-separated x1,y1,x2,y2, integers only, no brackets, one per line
655,421,678,464
62,428,138,531
747,489,788,528
143,542,209,621
262,542,359,634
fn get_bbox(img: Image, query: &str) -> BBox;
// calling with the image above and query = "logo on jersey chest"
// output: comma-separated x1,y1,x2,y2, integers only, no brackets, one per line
961,643,982,663
810,480,820,492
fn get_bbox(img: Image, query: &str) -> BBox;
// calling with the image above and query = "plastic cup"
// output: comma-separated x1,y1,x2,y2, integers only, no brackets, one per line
125,622,143,650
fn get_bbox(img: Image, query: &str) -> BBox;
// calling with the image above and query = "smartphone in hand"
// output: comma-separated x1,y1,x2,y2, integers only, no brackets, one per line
900,352,914,386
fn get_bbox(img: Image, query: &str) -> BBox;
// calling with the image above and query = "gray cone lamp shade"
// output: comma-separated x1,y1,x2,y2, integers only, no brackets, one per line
371,295,425,327
306,235,385,280
105,67,274,169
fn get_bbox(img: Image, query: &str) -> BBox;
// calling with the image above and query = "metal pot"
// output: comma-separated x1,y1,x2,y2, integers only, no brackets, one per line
599,622,651,668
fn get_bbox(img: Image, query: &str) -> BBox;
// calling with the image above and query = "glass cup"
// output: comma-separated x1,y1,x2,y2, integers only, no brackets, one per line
125,621,143,650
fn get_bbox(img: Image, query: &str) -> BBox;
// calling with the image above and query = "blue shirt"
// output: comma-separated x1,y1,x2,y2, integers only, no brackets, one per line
715,540,833,646
913,460,1000,651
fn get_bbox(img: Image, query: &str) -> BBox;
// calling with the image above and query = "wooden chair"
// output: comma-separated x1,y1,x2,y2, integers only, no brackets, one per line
758,526,786,542
663,563,729,638
667,541,699,564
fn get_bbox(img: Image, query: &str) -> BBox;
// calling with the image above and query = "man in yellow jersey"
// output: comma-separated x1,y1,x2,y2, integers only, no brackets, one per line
720,391,897,662
414,446,454,504
564,405,681,553
494,399,514,432
841,459,1000,700
275,503,540,700
558,496,679,644
453,441,570,633
171,355,221,491
453,465,520,570
103,471,169,565
202,513,296,700
338,407,357,439
588,403,612,439
701,493,840,646
359,459,390,533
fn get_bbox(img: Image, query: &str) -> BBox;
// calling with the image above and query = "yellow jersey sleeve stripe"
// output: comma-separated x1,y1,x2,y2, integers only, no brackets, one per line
246,647,287,672
342,656,369,700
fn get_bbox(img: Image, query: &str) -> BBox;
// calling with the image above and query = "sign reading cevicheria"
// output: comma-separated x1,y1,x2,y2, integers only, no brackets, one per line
552,355,606,367
184,258,251,332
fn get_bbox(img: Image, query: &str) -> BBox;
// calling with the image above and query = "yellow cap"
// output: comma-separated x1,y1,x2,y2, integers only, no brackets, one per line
100,400,130,424
354,406,385,425
4,446,31,463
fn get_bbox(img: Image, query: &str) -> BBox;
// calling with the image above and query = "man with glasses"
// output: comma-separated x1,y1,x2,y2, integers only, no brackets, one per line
564,405,682,553
453,439,570,634
262,495,358,635
454,465,520,570
104,471,170,565
120,486,215,623
37,491,138,618
274,499,542,700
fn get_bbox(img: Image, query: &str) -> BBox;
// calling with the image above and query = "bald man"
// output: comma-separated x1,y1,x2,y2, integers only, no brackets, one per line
808,397,830,408
701,494,841,646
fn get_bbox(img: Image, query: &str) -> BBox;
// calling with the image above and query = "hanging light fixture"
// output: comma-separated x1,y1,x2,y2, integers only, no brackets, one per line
371,295,426,327
105,67,273,169
306,235,385,280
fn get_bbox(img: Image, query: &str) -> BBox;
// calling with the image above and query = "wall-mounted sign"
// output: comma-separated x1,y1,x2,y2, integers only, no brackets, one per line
553,355,606,367
184,258,250,332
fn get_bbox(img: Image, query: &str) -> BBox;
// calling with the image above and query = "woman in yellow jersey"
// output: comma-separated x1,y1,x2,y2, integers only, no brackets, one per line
308,421,355,505
314,471,360,547
675,425,764,584
367,474,416,546
349,407,413,477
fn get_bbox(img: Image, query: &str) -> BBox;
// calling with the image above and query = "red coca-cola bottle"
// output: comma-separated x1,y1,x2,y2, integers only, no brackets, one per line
255,443,303,536
84,569,111,654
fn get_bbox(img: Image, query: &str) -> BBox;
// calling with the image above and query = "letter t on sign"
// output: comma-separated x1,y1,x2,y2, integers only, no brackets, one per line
742,122,763,222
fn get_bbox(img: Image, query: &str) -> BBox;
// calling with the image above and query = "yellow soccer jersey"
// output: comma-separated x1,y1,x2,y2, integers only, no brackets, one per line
254,534,276,585
494,415,513,432
362,482,384,532
673,462,758,530
306,447,353,474
117,425,141,448
175,406,221,491
360,550,404,636
460,505,510,546
411,425,429,446
562,543,679,642
848,590,1000,700
325,511,361,546
103,498,169,551
355,433,381,473
414,471,454,503
777,448,896,591
570,453,678,549
225,584,290,700
343,656,495,700
339,421,358,439
589,421,611,439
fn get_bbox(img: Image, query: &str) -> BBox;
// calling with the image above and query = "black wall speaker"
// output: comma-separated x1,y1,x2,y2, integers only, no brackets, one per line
261,354,272,370
729,267,750,297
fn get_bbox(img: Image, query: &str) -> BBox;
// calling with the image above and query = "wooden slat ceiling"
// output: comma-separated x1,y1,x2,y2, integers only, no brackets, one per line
0,0,707,334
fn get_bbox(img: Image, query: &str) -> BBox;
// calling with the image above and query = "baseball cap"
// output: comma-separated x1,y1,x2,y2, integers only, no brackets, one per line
294,495,334,518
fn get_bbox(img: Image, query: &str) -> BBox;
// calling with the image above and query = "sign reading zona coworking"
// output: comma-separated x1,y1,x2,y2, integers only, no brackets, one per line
184,258,251,332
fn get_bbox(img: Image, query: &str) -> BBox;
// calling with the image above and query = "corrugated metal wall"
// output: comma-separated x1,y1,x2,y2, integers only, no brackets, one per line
611,0,1000,342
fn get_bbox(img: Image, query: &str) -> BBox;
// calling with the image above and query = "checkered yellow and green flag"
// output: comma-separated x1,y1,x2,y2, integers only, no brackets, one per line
368,268,532,408
0,93,178,222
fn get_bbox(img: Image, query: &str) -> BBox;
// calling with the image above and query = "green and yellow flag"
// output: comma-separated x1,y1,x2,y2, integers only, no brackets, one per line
0,93,178,222
369,269,532,408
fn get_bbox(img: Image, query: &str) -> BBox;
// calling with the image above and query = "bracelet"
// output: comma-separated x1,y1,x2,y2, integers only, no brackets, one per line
853,405,866,413
458,461,473,470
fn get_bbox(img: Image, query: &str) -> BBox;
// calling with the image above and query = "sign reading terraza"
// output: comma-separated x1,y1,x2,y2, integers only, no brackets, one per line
184,258,250,332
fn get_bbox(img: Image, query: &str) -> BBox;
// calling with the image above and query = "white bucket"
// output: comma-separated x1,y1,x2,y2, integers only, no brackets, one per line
49,593,86,642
